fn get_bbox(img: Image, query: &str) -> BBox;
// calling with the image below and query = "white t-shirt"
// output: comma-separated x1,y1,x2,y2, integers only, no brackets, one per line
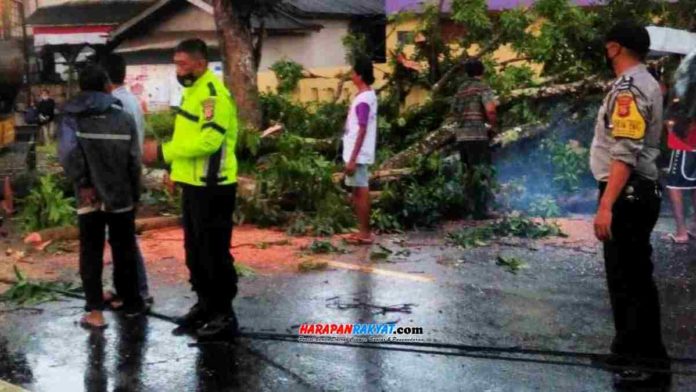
343,90,378,164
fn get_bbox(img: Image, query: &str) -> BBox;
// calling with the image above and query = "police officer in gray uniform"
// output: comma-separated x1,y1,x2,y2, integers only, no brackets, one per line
590,22,670,388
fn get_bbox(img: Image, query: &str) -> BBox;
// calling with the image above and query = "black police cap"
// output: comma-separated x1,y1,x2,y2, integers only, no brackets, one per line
605,21,651,57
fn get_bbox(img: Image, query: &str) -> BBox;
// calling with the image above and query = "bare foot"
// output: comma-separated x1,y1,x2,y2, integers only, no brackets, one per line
347,233,375,245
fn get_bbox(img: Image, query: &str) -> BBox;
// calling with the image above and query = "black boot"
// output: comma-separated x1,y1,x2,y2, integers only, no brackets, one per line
173,303,210,335
196,312,239,341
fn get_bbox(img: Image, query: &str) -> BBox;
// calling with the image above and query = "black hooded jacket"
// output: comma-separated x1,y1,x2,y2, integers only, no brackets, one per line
58,91,141,212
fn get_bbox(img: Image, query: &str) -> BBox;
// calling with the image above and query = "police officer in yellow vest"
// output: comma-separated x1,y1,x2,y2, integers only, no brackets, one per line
590,22,670,388
143,39,239,340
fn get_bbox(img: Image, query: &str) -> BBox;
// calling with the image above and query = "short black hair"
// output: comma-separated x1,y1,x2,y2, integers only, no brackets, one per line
79,65,109,92
175,38,208,61
353,56,375,85
605,21,651,60
464,59,485,77
101,54,126,84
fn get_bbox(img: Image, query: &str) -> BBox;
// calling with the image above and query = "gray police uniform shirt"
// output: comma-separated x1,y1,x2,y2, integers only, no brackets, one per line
590,64,663,182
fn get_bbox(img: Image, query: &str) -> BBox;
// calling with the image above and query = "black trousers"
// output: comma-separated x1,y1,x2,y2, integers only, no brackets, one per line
79,210,142,312
181,184,238,315
458,140,493,217
458,140,491,169
600,178,668,365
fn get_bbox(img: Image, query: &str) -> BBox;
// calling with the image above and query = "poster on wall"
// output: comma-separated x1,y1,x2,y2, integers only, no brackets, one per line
125,62,224,113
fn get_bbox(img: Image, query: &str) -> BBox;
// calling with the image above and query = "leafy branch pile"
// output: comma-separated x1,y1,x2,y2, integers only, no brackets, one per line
447,213,566,249
305,240,347,255
19,175,75,232
1,267,81,306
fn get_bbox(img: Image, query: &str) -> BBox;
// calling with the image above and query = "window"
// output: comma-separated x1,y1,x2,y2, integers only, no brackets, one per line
349,17,387,63
397,31,415,45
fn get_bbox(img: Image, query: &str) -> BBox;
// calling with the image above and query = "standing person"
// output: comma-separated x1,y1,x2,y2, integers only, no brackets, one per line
448,59,497,218
590,22,670,388
37,88,56,144
343,57,378,245
141,39,239,340
101,54,153,306
58,65,144,329
24,97,39,125
663,50,696,244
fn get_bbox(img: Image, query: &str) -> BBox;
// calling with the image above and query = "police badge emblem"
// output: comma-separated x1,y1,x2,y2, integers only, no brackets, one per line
616,94,632,118
203,99,215,121
611,91,646,140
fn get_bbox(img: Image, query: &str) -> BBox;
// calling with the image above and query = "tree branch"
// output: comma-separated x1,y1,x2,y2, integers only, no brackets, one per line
501,76,608,104
431,34,503,96
498,56,533,68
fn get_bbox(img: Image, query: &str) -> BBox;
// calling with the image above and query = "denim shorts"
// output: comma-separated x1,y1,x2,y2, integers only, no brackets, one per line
345,164,370,188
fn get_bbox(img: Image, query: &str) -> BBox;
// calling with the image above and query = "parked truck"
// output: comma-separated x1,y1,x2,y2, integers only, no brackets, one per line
0,39,25,148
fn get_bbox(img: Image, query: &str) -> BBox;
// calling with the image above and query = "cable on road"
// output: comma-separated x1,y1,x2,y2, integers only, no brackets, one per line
41,289,696,376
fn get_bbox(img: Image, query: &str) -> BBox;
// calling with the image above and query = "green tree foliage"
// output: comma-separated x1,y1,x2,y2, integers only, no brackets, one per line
20,175,75,232
398,0,670,101
270,59,305,95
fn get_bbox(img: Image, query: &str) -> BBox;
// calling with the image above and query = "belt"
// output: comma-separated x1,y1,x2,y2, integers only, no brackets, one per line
599,175,661,199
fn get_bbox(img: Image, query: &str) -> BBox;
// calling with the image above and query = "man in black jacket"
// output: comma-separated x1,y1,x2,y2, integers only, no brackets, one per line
58,65,144,329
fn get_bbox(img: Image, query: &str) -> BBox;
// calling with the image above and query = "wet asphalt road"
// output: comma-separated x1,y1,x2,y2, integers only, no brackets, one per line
0,218,695,392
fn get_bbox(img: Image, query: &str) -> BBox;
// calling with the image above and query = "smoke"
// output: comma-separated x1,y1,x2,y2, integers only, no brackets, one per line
493,100,600,216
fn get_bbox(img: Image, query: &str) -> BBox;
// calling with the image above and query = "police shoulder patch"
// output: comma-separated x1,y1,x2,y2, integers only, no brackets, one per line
611,90,646,140
202,98,216,121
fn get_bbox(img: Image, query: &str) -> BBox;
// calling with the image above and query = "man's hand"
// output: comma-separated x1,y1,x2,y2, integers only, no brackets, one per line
79,187,97,206
594,206,613,242
344,160,357,176
487,127,498,140
163,172,175,194
142,140,159,165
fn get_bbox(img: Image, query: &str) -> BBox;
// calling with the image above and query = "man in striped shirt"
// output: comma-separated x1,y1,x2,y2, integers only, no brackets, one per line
449,59,498,217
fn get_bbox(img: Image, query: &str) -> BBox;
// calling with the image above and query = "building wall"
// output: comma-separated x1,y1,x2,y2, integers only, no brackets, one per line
258,63,389,104
258,19,351,71
115,8,389,112
126,62,389,113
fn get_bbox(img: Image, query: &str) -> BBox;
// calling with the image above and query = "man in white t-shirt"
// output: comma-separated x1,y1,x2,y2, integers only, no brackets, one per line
343,58,378,244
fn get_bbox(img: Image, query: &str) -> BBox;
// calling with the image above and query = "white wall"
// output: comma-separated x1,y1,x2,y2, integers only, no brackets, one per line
259,19,350,71
124,62,223,113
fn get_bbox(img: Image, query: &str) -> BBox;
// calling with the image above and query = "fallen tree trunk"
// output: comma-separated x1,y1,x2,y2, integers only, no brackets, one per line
378,122,550,171
378,123,457,170
299,137,337,153
502,78,607,104
32,216,181,243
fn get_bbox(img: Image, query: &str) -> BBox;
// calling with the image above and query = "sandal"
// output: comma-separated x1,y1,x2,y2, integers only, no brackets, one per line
663,233,689,244
346,234,376,245
79,315,108,330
